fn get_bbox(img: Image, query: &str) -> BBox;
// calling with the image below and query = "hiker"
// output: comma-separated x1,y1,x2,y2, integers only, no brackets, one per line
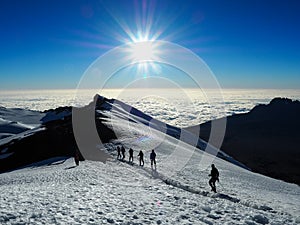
137,150,144,166
74,149,80,166
208,164,219,193
150,149,156,170
117,146,121,160
129,148,134,163
121,146,126,161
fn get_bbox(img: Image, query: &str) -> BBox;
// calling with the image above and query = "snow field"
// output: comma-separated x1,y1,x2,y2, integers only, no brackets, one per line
0,157,299,225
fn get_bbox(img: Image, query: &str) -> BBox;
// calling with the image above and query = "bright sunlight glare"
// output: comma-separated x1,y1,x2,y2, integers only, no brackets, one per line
122,33,162,79
131,41,155,61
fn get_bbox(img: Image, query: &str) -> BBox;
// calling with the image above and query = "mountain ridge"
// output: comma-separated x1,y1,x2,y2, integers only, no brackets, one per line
0,95,245,174
186,97,300,185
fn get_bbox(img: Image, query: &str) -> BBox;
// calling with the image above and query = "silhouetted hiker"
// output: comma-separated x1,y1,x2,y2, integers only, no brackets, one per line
74,149,80,166
117,146,121,160
138,150,144,166
209,164,219,193
129,148,134,163
150,149,156,170
121,146,126,161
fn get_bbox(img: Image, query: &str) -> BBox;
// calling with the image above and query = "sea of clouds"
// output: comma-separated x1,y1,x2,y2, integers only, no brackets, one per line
0,89,300,127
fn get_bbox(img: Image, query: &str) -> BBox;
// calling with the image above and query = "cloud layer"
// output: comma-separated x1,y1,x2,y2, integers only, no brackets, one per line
1,89,299,127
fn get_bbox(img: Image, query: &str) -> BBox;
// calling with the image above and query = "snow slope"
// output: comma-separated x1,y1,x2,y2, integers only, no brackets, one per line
0,97,299,224
97,97,248,170
0,154,299,224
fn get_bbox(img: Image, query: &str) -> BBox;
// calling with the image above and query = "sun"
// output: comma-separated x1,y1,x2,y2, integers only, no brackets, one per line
130,41,155,62
124,39,162,78
126,35,161,64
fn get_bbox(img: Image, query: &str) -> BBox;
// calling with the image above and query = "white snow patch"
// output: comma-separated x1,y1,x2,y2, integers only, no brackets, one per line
41,110,71,123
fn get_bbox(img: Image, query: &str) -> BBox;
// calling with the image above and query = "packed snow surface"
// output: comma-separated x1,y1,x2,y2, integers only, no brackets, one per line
0,155,299,224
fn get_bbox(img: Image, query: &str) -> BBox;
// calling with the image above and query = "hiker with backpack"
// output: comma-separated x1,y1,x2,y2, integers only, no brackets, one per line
208,164,219,193
121,146,126,161
129,148,134,163
117,146,121,160
137,150,144,166
150,149,156,170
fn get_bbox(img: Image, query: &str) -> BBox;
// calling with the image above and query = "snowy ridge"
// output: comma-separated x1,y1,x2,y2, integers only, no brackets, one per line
0,105,69,141
0,106,45,142
97,96,248,170
0,106,72,164
0,117,34,140
0,108,74,174
0,106,45,126
41,107,71,123
0,118,33,133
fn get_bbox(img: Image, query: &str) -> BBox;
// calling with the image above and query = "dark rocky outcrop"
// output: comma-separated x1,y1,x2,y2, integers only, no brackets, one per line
0,97,116,173
0,113,79,173
186,98,300,185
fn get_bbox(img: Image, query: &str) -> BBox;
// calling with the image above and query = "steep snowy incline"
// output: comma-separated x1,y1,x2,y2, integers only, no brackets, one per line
0,95,244,173
98,96,299,223
97,97,247,169
0,155,299,225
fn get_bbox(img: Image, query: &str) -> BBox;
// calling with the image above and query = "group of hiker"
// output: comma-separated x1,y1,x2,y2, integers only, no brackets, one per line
116,146,157,169
116,146,219,192
74,146,220,193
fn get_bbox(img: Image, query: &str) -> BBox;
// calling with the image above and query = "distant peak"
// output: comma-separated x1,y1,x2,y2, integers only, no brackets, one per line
269,97,299,105
93,94,104,102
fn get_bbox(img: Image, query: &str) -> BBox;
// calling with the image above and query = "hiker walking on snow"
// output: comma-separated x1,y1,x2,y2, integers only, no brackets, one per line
138,150,144,166
117,146,121,160
209,164,219,193
150,149,156,170
129,148,134,163
121,146,126,161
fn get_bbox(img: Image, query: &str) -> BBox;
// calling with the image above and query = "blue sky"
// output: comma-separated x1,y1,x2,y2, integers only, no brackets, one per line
0,0,299,89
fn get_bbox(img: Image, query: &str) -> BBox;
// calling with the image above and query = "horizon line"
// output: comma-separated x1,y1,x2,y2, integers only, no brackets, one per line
1,87,300,92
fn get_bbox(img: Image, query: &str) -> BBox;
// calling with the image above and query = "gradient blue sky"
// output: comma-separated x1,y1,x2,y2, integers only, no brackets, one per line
0,0,299,89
